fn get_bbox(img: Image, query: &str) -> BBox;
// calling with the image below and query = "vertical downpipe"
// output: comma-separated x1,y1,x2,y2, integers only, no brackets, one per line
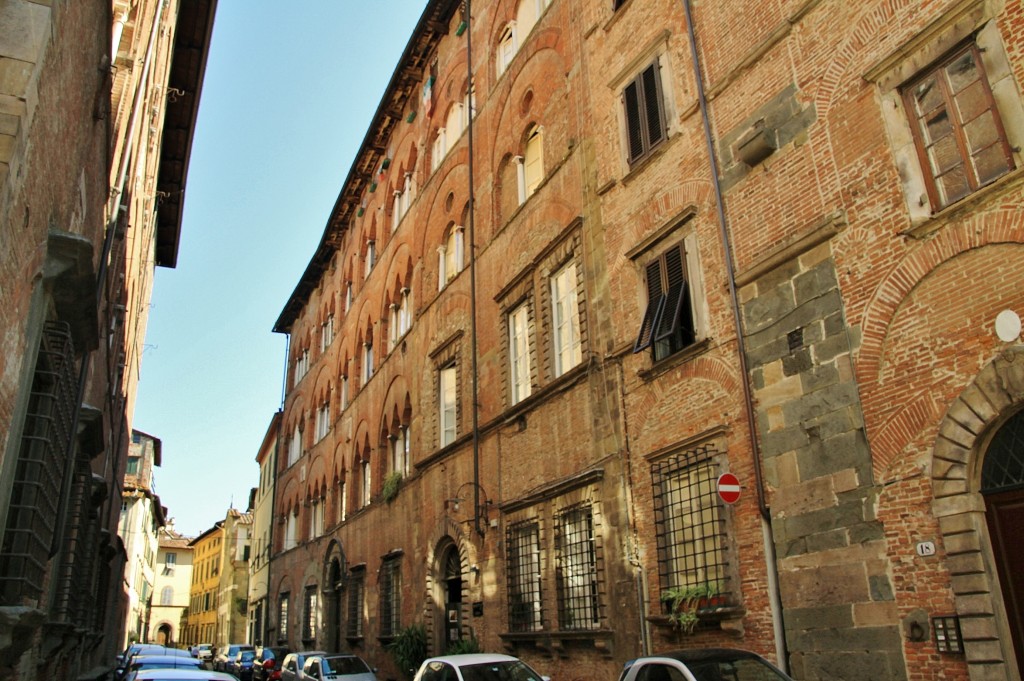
679,0,788,670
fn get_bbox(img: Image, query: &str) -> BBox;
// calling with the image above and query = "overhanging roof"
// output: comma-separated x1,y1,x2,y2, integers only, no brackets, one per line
155,0,219,268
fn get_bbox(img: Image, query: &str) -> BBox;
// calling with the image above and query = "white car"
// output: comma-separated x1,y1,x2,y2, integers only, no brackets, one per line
125,670,238,681
616,649,794,681
279,651,328,681
412,654,549,681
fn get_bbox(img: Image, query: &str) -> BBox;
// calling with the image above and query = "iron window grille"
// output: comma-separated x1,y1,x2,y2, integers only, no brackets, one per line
981,408,1024,493
0,322,77,605
304,586,318,641
634,242,695,361
379,556,401,638
902,42,1014,210
347,568,365,638
279,593,289,640
506,520,543,632
555,504,600,631
623,58,667,166
651,443,731,606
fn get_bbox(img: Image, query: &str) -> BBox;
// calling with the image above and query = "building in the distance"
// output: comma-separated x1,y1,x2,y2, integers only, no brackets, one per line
184,522,223,649
150,524,194,646
268,1,1024,680
248,413,282,645
118,430,166,647
216,507,253,647
0,0,216,678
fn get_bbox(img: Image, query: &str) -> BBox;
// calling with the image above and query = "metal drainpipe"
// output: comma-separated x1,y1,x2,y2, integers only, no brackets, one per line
465,0,483,538
680,0,788,670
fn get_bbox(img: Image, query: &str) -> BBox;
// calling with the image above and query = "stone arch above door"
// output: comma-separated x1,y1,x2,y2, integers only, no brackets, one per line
932,347,1024,681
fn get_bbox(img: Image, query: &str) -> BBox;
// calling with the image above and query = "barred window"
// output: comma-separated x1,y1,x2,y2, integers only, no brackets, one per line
347,568,365,638
651,444,730,602
379,556,401,638
555,505,600,630
506,521,543,632
0,322,76,605
304,586,318,641
279,593,290,640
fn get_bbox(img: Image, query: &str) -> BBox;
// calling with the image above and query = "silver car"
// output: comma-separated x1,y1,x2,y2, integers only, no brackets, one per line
413,654,549,681
302,654,377,681
617,648,794,681
280,651,328,681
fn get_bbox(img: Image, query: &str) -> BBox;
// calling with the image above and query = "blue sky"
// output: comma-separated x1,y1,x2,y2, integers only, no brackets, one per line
134,1,428,537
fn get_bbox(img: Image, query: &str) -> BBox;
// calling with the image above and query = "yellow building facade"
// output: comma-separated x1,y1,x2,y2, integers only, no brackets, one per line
184,523,223,647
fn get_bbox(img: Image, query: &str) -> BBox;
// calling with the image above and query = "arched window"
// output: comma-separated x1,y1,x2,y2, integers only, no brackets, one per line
438,225,465,290
361,460,372,508
497,23,517,76
523,125,544,200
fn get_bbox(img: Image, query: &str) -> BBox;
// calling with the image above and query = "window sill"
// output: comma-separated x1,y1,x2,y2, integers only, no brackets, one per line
905,166,1024,239
648,604,746,631
620,130,679,186
345,636,364,647
636,337,712,382
499,629,615,657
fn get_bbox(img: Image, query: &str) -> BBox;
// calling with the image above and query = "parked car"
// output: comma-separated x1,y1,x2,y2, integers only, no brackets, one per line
124,669,238,681
279,651,327,681
301,653,377,681
412,654,549,681
215,644,255,673
118,644,170,676
254,646,292,681
192,644,214,661
227,649,258,681
124,654,204,677
617,649,795,681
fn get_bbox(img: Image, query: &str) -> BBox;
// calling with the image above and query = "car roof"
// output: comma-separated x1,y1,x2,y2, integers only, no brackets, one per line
424,654,521,666
129,670,237,680
649,648,768,664
132,656,202,664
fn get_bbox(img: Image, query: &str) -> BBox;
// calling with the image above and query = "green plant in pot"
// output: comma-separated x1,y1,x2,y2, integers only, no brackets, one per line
386,623,428,679
660,581,721,634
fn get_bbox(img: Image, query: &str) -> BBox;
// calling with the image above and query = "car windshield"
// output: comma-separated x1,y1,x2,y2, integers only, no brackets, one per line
459,661,544,681
685,658,790,681
241,652,256,662
321,656,370,675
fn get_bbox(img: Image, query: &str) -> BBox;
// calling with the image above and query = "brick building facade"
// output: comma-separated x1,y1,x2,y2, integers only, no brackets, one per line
0,1,215,678
269,1,1024,680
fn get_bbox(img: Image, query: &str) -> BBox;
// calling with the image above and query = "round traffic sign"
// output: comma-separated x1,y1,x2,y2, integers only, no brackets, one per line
717,473,741,504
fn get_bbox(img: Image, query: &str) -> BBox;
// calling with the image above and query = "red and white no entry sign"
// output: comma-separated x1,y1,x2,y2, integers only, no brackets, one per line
717,473,741,504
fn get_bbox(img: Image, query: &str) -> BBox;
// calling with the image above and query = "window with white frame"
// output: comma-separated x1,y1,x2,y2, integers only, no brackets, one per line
399,288,411,336
389,303,400,352
285,510,297,550
508,303,532,405
315,401,330,442
362,341,374,383
365,240,376,278
288,424,301,466
497,23,517,76
160,586,174,606
321,315,334,352
164,552,176,574
524,125,544,198
361,460,371,507
294,349,310,387
439,364,457,448
340,374,349,411
555,504,600,630
391,425,410,476
432,128,447,171
338,480,347,523
550,262,582,376
446,103,465,152
311,499,324,538
345,282,353,312
623,57,667,166
437,226,465,290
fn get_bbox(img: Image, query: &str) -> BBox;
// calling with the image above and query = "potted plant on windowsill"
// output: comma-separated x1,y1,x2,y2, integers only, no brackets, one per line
660,582,724,634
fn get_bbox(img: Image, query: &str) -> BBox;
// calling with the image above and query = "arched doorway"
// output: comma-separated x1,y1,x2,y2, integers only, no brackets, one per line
982,409,1024,674
328,558,345,652
157,623,172,646
440,544,463,650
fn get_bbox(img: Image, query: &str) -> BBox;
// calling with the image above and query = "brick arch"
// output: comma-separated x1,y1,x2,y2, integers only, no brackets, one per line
858,213,1024,383
931,347,1024,681
628,355,745,441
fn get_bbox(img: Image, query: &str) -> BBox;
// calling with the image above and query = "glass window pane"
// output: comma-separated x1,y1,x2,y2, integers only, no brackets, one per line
909,75,943,116
963,110,1001,153
944,50,980,94
927,134,963,175
922,107,952,145
954,79,991,124
972,142,1012,186
937,165,971,206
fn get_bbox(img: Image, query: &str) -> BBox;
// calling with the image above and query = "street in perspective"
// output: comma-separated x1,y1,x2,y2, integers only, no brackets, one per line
2,1,1024,680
